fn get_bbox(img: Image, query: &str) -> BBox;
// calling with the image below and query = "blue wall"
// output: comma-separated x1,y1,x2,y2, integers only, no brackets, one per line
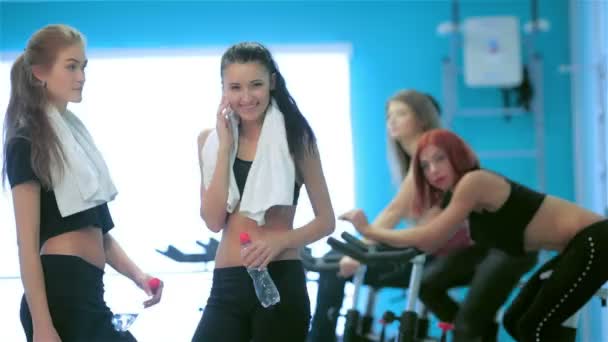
1,1,575,340
0,0,574,213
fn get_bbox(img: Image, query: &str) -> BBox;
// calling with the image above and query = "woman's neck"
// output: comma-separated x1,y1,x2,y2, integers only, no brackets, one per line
239,119,262,141
397,133,422,156
49,100,67,114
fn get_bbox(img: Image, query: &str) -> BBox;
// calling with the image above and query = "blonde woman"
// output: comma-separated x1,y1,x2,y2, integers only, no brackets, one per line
2,25,162,342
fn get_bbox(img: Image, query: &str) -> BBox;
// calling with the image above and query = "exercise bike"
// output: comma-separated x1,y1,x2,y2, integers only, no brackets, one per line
327,232,433,342
302,246,380,341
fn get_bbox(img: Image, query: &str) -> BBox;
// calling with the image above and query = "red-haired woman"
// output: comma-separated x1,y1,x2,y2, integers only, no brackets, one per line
351,128,608,342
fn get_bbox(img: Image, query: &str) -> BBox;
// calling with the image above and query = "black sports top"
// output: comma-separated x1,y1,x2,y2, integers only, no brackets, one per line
6,136,114,247
467,177,546,256
233,157,300,205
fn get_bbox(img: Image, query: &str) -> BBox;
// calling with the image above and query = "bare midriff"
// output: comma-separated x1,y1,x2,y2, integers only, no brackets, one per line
40,226,106,270
524,195,604,252
214,205,299,268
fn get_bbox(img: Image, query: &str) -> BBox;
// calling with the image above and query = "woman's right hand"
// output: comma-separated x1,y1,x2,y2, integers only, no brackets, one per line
338,255,361,278
216,96,234,152
33,325,62,342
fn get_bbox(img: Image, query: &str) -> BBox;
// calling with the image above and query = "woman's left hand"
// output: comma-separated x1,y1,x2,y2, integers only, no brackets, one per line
134,273,164,308
339,209,371,235
241,234,286,270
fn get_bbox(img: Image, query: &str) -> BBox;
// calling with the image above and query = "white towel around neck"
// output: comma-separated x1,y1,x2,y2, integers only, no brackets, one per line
47,106,118,217
201,100,295,225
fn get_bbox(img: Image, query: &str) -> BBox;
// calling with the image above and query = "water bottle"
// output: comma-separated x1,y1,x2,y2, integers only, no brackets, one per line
239,232,281,307
111,277,162,333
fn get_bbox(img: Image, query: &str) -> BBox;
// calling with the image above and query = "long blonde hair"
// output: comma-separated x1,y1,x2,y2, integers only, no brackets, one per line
2,24,85,188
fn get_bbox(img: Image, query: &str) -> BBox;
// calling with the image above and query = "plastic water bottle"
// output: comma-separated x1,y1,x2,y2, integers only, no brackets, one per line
111,277,162,332
239,232,281,308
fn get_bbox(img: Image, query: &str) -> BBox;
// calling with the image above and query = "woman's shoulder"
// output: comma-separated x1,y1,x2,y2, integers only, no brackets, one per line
458,169,510,194
457,169,502,189
5,130,39,188
6,130,33,152
459,168,484,182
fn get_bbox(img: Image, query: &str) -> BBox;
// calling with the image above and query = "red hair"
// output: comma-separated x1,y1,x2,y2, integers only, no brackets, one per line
412,129,480,215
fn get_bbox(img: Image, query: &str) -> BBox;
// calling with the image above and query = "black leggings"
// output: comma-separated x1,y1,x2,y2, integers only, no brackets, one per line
503,220,608,342
192,260,311,342
420,245,538,342
20,254,136,342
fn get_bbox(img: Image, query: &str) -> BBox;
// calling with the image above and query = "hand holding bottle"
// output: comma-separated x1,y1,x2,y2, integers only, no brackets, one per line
240,233,280,308
112,277,163,332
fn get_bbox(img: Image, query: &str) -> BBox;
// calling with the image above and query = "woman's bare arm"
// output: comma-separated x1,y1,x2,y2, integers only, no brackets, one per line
103,234,162,307
339,171,418,244
241,142,336,269
283,143,336,248
371,170,418,229
197,129,230,232
12,182,55,334
357,172,480,252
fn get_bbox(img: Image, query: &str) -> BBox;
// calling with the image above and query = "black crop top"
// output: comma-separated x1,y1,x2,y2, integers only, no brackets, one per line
233,157,301,205
467,177,546,256
5,136,114,246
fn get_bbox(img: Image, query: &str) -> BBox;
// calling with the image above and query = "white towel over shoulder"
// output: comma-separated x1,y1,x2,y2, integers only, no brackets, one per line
47,106,118,217
201,100,295,225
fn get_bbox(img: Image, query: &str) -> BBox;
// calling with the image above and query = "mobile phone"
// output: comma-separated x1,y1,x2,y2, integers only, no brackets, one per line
224,110,232,120
224,108,236,121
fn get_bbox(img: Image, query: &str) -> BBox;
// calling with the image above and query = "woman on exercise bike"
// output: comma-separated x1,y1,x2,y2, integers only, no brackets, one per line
319,91,536,341
349,129,608,342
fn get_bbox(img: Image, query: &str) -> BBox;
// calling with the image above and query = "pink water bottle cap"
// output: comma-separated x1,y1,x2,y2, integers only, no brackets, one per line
438,322,454,332
148,277,161,293
240,232,251,245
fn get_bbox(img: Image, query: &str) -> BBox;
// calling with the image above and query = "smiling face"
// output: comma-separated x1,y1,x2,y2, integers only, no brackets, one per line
418,144,456,191
222,61,275,123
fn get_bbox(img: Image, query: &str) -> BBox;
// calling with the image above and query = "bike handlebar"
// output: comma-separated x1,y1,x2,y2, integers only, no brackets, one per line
327,232,422,265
